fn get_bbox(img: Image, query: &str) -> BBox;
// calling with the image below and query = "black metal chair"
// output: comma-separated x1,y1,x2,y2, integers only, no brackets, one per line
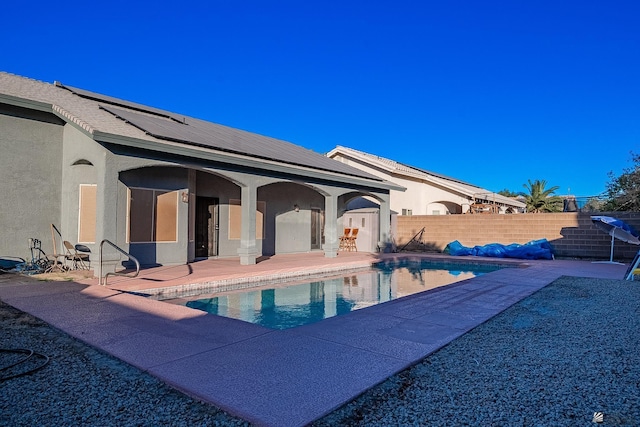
63,241,90,270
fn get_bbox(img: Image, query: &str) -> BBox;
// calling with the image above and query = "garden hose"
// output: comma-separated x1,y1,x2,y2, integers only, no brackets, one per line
0,348,50,381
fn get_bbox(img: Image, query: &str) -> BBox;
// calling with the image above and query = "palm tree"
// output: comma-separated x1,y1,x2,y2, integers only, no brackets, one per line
520,179,563,213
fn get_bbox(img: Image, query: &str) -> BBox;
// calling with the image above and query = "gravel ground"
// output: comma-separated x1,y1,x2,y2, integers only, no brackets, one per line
1,276,639,426
315,276,640,426
0,298,249,427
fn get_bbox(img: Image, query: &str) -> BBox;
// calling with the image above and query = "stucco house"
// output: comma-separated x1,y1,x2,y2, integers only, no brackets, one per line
0,73,403,275
327,146,525,215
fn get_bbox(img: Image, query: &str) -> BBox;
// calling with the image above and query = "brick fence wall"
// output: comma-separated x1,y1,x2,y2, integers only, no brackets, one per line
396,212,640,261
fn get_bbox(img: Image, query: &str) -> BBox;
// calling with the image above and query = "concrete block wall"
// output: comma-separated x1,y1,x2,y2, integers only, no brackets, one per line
396,212,640,261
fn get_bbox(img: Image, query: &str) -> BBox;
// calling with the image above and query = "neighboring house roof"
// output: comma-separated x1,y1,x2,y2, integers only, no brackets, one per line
0,72,401,190
327,145,526,208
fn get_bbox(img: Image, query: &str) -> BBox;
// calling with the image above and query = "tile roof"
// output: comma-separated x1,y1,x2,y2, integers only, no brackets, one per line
329,146,526,208
0,72,383,182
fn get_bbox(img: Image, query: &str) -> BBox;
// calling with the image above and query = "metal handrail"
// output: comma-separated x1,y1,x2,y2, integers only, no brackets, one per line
98,239,140,286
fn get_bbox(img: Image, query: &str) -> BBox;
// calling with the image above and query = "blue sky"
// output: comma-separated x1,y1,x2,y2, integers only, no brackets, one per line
3,1,638,197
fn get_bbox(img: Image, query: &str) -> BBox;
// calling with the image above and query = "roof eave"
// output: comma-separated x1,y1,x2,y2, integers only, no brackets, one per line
93,131,405,192
0,93,52,112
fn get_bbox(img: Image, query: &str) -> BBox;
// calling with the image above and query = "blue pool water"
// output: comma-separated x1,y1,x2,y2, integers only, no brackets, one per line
181,261,502,330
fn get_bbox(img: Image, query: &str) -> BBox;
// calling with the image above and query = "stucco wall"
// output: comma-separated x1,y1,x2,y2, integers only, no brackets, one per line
332,154,431,215
0,106,64,259
60,124,102,248
397,212,640,261
259,182,325,255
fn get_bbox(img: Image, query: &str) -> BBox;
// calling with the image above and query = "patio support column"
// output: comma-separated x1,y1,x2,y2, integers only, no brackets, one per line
323,194,339,258
187,169,196,262
238,182,259,265
377,193,392,252
95,158,120,278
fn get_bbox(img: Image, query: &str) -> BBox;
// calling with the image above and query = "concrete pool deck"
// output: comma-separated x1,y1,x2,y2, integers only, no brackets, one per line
0,253,629,427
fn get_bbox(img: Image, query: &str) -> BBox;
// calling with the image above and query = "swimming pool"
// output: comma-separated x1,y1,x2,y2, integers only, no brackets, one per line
166,260,503,330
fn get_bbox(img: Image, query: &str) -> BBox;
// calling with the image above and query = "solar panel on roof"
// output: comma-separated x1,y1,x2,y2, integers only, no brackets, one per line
99,105,382,181
55,82,185,123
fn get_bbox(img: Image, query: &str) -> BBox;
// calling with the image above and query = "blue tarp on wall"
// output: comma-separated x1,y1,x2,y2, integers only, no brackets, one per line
444,239,554,260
